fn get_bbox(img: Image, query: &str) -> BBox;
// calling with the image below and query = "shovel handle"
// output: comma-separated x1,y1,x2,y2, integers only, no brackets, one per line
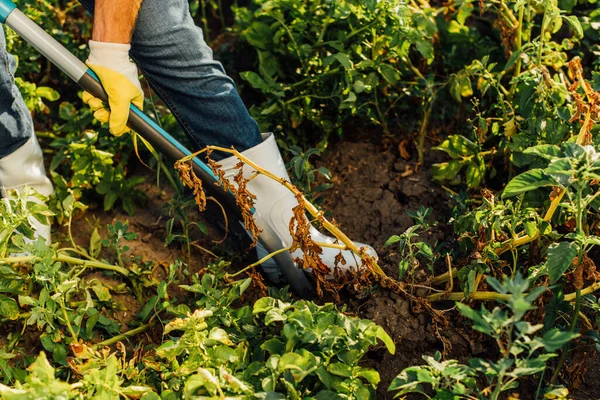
1,1,315,297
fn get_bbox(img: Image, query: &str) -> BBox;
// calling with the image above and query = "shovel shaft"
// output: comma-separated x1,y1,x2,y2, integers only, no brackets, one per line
1,0,315,297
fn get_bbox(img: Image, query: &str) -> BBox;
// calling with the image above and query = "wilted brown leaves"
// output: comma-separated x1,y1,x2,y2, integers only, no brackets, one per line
568,58,600,146
174,159,207,212
209,157,261,246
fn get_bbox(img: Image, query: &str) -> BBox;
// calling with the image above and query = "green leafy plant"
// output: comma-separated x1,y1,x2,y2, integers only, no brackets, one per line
162,193,208,263
101,221,138,268
0,188,54,258
385,207,437,279
152,272,395,399
233,0,440,143
389,274,577,400
287,145,332,200
96,165,146,216
14,78,59,115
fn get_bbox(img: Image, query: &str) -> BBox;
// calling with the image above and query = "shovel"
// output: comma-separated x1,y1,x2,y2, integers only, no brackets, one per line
0,0,315,297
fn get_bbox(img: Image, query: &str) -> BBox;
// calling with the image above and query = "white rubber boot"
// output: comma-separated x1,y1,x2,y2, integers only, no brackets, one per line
219,133,377,277
0,135,54,244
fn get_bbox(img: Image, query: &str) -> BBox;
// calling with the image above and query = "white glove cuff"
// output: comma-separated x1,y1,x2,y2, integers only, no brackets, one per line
88,40,132,65
86,40,143,93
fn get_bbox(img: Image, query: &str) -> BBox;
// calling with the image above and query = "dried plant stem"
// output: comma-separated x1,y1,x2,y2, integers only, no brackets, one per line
227,246,292,279
432,267,458,285
444,254,454,294
185,146,387,278
207,196,228,244
428,291,512,302
428,283,597,303
190,242,219,258
0,254,129,276
564,282,600,302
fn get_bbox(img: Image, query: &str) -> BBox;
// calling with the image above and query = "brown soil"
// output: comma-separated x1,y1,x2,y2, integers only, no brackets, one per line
318,135,452,258
317,134,471,399
316,132,600,399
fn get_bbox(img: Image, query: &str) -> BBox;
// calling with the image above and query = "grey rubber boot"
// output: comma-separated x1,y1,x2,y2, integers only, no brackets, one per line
218,133,377,280
0,135,54,244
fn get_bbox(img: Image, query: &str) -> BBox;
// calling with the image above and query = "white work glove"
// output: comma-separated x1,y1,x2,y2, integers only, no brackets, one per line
83,40,144,136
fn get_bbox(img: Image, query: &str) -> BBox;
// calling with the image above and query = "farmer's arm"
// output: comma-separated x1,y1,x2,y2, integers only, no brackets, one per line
92,0,144,44
84,0,144,136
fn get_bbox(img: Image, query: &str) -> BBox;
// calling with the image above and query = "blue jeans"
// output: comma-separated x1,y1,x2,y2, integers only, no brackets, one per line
0,24,33,158
0,0,261,159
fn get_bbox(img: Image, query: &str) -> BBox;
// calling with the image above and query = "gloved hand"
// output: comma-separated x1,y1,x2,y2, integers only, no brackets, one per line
83,40,144,136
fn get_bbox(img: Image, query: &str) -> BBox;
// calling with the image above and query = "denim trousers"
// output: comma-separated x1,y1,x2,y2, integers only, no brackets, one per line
0,0,262,159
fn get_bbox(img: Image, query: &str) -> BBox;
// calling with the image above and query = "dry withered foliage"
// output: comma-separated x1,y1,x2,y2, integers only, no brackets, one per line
207,153,261,246
571,254,600,291
248,269,268,297
174,159,207,212
583,255,600,282
288,195,333,297
494,16,517,58
567,58,600,146
566,349,594,389
573,257,585,290
549,187,563,202
287,193,388,300
398,139,411,160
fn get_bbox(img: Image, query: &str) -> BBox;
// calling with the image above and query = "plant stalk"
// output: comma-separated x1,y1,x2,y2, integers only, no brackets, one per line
0,254,129,276
91,323,151,349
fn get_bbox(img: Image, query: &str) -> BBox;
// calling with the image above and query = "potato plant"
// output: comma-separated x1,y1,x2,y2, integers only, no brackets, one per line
2,0,600,398
232,0,441,144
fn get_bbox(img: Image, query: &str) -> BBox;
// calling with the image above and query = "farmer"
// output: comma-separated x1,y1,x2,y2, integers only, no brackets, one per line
0,0,376,276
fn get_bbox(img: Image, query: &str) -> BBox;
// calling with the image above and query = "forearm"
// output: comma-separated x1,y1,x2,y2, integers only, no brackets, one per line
92,0,143,43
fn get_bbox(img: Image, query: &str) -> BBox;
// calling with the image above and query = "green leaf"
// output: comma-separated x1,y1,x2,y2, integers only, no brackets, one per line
398,259,410,280
524,221,538,238
58,102,76,120
357,367,380,386
504,49,524,71
456,303,491,335
376,326,396,354
265,307,287,325
327,362,352,377
241,71,271,92
18,295,36,306
416,40,434,64
103,191,119,211
465,155,486,188
386,235,405,247
503,169,557,198
414,242,433,258
36,87,59,101
254,297,278,314
91,282,112,302
547,242,578,284
432,160,463,181
89,227,102,258
315,367,334,390
261,338,285,356
433,135,478,158
523,145,562,160
0,295,19,320
379,64,400,85
542,329,579,352
315,390,344,400
563,15,583,37
328,53,353,69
